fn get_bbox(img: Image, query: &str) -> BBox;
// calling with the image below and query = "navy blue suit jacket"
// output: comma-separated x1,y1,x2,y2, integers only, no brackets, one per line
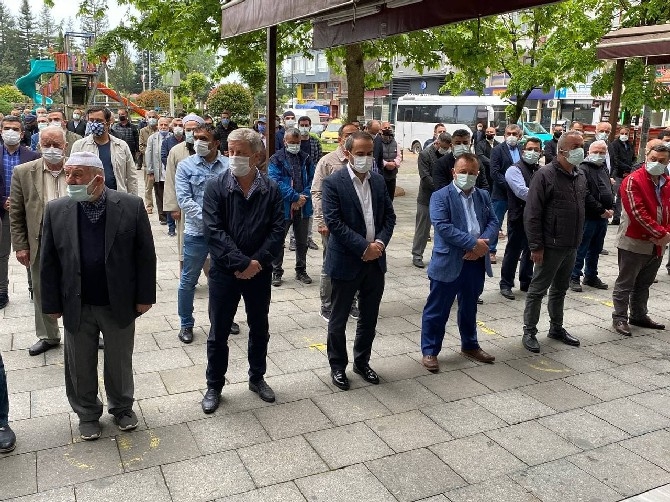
322,168,396,281
490,142,519,200
0,144,40,217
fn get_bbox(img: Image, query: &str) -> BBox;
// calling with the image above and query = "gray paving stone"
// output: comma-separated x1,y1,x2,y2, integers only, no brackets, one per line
5,413,73,456
304,422,394,469
564,370,643,400
73,466,171,502
366,448,466,502
538,409,630,450
161,451,255,502
585,398,670,435
463,363,537,392
237,435,328,487
368,354,433,382
159,363,206,394
370,334,420,357
422,399,508,438
1,349,45,371
187,412,270,454
116,423,200,471
519,380,600,412
1,487,74,502
568,444,670,497
366,379,444,413
311,388,391,426
8,392,31,421
473,390,555,424
30,386,71,418
366,410,451,452
604,362,670,391
216,482,306,502
138,391,208,428
36,439,123,492
295,463,396,502
486,421,582,466
253,398,332,440
265,370,333,404
6,364,64,393
431,434,526,483
545,347,618,372
416,371,492,403
620,429,670,471
224,355,284,384
510,459,621,502
0,453,37,501
406,348,478,372
445,476,540,502
132,347,193,374
268,346,329,373
133,371,169,400
505,356,574,382
583,341,650,365
629,389,670,418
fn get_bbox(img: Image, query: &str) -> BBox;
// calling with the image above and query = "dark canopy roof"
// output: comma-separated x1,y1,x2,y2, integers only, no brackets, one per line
220,0,562,47
597,24,670,65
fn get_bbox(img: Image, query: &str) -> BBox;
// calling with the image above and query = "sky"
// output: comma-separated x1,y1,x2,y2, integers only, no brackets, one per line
6,0,135,30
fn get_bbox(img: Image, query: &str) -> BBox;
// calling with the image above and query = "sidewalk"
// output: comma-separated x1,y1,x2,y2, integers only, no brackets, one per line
3,161,670,501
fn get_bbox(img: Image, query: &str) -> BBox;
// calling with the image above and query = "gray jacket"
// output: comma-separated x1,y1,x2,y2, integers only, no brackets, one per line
417,144,443,206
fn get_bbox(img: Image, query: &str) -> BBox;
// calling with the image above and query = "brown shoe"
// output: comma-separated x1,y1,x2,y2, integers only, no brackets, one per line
461,348,495,364
422,355,439,373
612,319,632,336
146,207,153,214
489,252,497,264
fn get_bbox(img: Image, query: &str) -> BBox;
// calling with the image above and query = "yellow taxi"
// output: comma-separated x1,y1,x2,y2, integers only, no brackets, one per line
320,119,342,143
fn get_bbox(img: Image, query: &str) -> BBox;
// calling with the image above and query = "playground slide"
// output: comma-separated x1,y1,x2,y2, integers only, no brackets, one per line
96,83,147,118
15,60,56,106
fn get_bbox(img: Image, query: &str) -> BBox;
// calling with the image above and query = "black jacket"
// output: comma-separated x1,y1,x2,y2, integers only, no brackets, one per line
543,138,558,164
524,160,587,250
216,120,238,153
475,139,498,191
579,160,615,220
373,134,385,176
417,145,442,206
434,152,489,192
608,139,635,178
490,142,519,201
506,160,540,223
202,170,285,273
67,119,87,136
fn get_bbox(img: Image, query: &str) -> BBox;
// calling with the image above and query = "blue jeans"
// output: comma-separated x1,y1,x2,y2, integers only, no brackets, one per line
421,259,485,355
178,234,209,328
166,211,175,233
0,351,8,426
489,199,508,253
571,219,608,281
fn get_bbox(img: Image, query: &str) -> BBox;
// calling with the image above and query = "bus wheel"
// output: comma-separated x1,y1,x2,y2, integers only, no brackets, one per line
411,141,422,154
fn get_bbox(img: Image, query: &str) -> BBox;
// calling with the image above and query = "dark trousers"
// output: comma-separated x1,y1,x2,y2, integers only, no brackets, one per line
411,203,431,260
206,267,272,390
612,248,661,322
500,218,533,290
613,177,623,221
385,178,397,202
421,259,485,355
572,219,608,281
154,181,166,222
0,351,8,426
327,262,385,371
273,215,309,276
523,247,576,334
64,304,135,421
489,198,508,253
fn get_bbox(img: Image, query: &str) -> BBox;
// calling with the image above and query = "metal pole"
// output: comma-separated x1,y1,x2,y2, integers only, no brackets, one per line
169,86,175,117
608,59,625,142
267,26,277,159
148,51,152,91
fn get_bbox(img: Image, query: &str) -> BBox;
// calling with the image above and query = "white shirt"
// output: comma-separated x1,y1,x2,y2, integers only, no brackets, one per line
453,182,481,238
347,165,375,242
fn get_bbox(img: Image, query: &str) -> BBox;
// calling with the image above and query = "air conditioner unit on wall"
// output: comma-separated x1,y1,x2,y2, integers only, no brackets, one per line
546,99,557,109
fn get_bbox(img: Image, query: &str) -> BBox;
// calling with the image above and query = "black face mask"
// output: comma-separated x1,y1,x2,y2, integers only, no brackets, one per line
485,134,495,140
382,129,393,136
553,132,562,139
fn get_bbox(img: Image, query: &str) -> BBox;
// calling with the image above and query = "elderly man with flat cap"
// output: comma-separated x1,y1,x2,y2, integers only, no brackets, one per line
40,152,156,441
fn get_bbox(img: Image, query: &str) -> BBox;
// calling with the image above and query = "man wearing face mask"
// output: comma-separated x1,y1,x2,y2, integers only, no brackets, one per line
146,117,172,227
608,127,635,226
475,126,499,191
46,110,81,157
489,124,523,263
499,137,543,301
161,117,185,167
379,121,401,201
40,151,156,441
424,123,447,150
21,115,37,147
215,110,237,155
139,110,159,214
268,128,314,287
0,116,41,309
254,117,267,147
584,122,613,174
611,144,670,336
569,140,614,293
412,131,452,268
9,127,68,355
175,124,239,344
296,115,322,251
434,129,488,192
110,108,140,164
275,111,296,151
67,108,87,136
420,153,499,372
30,116,49,151
543,124,564,164
322,131,396,391
70,107,138,195
522,131,587,353
472,123,486,145
201,128,285,412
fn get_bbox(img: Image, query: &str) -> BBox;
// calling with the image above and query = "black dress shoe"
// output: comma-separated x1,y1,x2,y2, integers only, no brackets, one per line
500,288,515,300
178,327,194,344
201,388,221,414
230,322,240,335
522,332,541,353
0,294,8,310
353,364,380,384
629,317,665,330
547,327,580,346
477,297,483,305
520,283,529,292
249,379,276,402
331,369,350,390
0,425,16,453
28,339,60,356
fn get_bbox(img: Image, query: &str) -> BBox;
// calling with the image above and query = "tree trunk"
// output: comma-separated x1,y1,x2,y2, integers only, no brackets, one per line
638,105,652,159
344,43,365,123
510,89,533,124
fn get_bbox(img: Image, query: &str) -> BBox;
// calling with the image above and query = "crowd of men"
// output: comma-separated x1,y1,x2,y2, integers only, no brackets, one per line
1,105,670,459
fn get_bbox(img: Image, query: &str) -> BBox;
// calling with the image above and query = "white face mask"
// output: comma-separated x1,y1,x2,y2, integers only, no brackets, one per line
229,155,251,177
72,114,81,120
185,130,195,144
298,126,310,136
350,155,373,174
565,147,585,166
619,135,629,142
586,153,606,165
505,135,518,147
522,151,541,164
646,161,667,176
438,147,449,155
172,126,184,137
42,147,64,165
285,119,296,128
48,120,62,128
595,132,609,141
194,139,211,157
454,173,477,191
38,123,48,131
285,144,300,155
452,144,470,157
1,130,21,146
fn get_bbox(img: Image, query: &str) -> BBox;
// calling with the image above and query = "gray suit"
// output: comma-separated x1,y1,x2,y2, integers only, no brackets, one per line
40,189,156,420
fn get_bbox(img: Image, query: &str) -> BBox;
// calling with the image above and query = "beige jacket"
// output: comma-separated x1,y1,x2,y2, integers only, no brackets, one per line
311,145,348,228
70,134,138,195
9,158,66,265
139,126,157,160
163,142,192,212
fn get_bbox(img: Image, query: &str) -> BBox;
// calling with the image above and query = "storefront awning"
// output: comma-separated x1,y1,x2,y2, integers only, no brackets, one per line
597,24,670,65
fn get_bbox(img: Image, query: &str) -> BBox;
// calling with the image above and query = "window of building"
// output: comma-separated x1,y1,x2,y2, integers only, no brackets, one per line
317,53,328,72
306,57,315,75
297,57,306,73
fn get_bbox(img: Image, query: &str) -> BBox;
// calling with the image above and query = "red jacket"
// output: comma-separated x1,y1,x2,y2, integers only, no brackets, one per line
620,166,670,254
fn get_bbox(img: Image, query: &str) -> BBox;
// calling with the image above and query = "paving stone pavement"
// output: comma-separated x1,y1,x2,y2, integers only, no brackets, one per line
4,158,670,501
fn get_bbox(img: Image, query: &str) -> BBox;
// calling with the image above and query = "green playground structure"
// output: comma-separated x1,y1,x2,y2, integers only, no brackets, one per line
15,59,56,106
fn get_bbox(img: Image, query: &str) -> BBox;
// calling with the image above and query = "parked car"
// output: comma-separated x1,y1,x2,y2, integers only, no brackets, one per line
321,119,342,143
311,123,326,137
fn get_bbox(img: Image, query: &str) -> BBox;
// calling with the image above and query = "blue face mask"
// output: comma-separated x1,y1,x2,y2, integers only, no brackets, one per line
66,180,95,202
160,131,169,138
86,122,105,137
220,118,230,127
258,124,266,134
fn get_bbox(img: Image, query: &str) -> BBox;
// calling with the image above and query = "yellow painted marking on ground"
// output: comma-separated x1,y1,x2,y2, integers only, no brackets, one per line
309,343,327,351
582,295,613,307
476,321,501,337
528,359,571,373
601,300,614,307
117,436,132,451
149,431,160,449
64,452,92,470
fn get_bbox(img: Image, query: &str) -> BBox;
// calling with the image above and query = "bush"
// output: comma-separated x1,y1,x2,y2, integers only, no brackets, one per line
206,83,253,123
0,85,26,104
0,99,13,115
135,89,170,111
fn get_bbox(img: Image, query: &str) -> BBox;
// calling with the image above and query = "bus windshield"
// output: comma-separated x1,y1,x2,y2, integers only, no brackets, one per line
523,121,548,134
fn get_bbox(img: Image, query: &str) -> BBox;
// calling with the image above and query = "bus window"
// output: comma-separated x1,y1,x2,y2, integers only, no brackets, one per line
437,105,456,124
456,105,477,129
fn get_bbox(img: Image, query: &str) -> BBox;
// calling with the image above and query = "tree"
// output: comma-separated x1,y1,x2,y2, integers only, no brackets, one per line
16,0,37,69
179,72,209,110
207,83,253,124
78,0,109,38
108,42,138,94
0,1,20,84
136,89,170,110
0,85,27,104
36,4,59,56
